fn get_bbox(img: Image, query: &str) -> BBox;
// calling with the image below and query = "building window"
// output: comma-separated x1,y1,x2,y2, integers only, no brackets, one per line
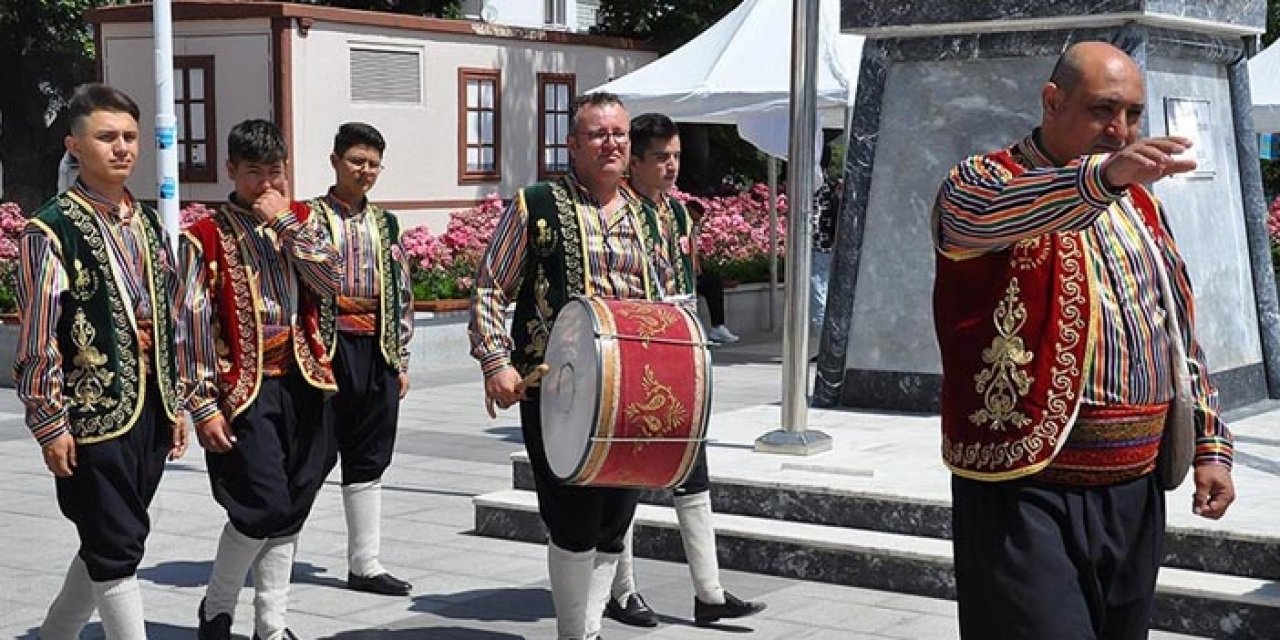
174,56,216,183
458,68,501,183
350,47,422,104
545,0,567,26
538,73,575,179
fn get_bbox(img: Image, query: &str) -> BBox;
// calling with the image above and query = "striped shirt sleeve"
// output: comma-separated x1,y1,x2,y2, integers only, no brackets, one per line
1157,207,1233,468
273,209,343,299
468,197,528,378
174,232,222,427
14,226,70,445
934,153,1119,255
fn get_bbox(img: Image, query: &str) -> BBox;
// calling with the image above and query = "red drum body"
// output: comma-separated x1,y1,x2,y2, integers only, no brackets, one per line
541,296,712,488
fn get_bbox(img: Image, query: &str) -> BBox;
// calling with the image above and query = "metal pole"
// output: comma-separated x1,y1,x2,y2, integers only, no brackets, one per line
153,0,180,251
767,156,779,332
755,0,831,455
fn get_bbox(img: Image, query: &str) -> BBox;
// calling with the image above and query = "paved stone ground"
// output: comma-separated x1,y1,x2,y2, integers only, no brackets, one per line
0,336,1207,639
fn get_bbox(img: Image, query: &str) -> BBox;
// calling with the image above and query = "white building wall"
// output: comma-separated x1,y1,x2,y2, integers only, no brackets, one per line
460,0,594,31
100,20,274,205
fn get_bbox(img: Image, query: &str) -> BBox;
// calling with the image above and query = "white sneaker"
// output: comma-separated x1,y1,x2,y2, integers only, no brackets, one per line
708,325,740,343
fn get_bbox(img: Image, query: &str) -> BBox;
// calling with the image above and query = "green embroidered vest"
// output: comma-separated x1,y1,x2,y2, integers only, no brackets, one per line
509,178,689,376
30,193,181,443
310,197,404,370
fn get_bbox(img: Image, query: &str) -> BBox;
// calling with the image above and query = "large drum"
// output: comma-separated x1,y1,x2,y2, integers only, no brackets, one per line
541,296,712,488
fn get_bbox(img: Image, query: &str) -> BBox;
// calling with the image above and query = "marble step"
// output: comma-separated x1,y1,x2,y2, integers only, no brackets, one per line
509,452,1280,581
473,488,1280,639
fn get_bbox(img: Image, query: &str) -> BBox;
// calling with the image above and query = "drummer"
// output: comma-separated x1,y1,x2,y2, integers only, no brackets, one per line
468,93,694,640
603,113,766,629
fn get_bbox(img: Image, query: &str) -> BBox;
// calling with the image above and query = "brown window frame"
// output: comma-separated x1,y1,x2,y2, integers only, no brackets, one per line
457,68,502,184
174,55,217,183
537,73,576,181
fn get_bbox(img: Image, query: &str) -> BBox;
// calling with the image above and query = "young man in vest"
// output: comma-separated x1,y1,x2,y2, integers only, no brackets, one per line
17,83,186,640
932,42,1235,638
469,93,694,640
178,119,343,640
308,122,415,596
604,113,765,628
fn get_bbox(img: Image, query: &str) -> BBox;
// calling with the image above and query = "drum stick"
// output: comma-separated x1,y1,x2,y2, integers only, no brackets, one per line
485,364,550,419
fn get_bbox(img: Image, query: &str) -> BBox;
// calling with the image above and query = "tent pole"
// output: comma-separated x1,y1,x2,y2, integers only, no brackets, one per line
768,155,779,332
756,0,832,455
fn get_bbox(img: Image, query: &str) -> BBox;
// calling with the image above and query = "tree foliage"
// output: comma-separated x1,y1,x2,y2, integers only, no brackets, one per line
296,0,462,19
594,0,740,53
0,0,108,209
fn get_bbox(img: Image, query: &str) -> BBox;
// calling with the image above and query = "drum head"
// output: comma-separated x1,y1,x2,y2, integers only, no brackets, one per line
541,299,601,481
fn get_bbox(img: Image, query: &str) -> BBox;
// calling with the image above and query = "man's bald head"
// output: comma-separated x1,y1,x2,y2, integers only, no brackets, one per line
1048,42,1141,96
1038,41,1145,164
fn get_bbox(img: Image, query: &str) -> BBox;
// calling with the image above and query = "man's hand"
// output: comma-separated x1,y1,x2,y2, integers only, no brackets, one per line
42,433,77,477
485,367,525,418
1191,464,1235,520
1101,136,1197,188
195,414,237,453
398,372,411,399
253,188,291,225
169,420,189,461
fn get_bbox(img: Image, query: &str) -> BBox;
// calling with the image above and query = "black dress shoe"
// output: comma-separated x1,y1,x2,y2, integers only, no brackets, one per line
694,591,767,625
604,592,659,627
347,571,412,596
197,599,232,640
252,630,299,640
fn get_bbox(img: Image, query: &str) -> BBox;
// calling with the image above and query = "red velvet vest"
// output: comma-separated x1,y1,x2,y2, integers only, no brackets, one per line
184,201,336,420
934,150,1164,480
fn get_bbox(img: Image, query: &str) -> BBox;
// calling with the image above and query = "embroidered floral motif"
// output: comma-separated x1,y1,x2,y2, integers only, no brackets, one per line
66,308,119,413
62,196,140,439
213,211,261,418
551,181,586,299
969,278,1034,431
1011,237,1051,271
623,365,687,452
615,301,678,348
373,207,400,369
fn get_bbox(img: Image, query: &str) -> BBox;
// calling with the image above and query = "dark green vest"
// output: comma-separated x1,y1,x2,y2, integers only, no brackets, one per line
30,193,181,443
311,197,405,370
509,178,694,376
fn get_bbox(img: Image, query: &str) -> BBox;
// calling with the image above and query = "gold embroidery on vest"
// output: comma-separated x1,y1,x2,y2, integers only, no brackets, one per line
67,308,119,413
524,266,553,360
70,258,99,301
623,365,686,453
373,207,400,369
1011,237,1051,271
969,278,1034,431
551,181,586,297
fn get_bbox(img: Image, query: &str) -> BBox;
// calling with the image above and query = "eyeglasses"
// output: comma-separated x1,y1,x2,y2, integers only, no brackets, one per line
576,129,630,144
343,156,384,173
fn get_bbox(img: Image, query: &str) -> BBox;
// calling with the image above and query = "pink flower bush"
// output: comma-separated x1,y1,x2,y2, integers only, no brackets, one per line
402,194,505,300
0,202,26,312
180,202,215,229
676,184,787,282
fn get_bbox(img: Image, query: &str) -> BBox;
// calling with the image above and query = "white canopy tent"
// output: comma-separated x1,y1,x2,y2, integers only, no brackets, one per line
592,0,864,160
1250,39,1280,134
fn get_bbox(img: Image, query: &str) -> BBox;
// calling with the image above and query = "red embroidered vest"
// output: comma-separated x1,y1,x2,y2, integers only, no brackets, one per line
934,149,1165,481
184,201,337,420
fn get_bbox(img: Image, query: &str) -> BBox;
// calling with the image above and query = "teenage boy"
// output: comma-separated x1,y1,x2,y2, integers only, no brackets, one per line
17,82,186,640
178,118,343,640
308,122,415,596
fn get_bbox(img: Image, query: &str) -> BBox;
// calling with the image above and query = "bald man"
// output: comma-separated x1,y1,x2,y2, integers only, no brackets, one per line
931,42,1235,639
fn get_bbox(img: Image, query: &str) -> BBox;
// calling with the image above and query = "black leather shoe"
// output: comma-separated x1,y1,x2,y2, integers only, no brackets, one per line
694,591,766,625
347,571,412,596
604,592,659,627
252,630,299,640
197,599,232,640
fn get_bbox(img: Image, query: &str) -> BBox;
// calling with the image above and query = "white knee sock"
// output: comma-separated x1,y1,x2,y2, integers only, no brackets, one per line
39,556,97,640
253,535,297,640
342,480,387,578
92,576,147,640
205,522,266,620
674,491,725,604
609,521,636,603
586,551,619,638
547,542,595,640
